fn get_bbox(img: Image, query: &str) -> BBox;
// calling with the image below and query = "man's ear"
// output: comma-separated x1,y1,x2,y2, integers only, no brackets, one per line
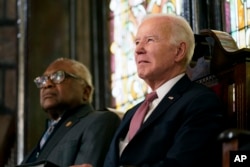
174,42,186,62
82,86,91,102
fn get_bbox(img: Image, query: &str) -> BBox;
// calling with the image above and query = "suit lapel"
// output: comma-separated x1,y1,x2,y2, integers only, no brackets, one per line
114,105,139,139
37,104,93,159
115,75,192,143
136,75,192,135
141,92,181,129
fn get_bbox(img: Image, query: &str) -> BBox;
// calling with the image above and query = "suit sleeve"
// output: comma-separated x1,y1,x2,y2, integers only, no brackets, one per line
74,111,121,167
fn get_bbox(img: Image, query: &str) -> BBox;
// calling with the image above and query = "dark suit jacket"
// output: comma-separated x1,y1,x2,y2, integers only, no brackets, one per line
104,75,225,167
21,104,121,167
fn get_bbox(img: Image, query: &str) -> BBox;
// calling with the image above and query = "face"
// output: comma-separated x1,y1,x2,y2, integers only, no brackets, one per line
134,17,183,88
39,60,84,112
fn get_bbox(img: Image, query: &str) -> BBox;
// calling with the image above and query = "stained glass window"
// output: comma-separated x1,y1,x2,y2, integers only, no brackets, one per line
224,0,250,48
109,0,250,112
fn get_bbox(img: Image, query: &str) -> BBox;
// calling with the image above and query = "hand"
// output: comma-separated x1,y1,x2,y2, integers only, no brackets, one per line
70,164,93,167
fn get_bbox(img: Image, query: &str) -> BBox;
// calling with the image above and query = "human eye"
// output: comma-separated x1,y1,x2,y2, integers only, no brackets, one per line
51,71,64,83
134,39,140,45
146,37,155,43
34,75,48,88
40,76,48,85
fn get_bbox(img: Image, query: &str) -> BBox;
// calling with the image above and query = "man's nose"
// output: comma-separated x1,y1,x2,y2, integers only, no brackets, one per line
135,44,146,55
42,79,54,89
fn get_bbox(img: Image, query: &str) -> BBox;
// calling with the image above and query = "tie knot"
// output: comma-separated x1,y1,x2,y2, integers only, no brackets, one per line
49,117,61,127
145,91,158,102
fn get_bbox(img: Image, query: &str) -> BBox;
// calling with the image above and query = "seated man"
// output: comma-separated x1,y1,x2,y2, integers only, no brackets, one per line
19,58,120,167
104,13,226,167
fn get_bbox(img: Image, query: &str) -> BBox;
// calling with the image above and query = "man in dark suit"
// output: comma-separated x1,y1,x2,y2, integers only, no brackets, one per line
104,14,225,167
19,58,120,167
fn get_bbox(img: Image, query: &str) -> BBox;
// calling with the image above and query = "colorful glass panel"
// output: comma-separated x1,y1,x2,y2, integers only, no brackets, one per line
226,0,250,48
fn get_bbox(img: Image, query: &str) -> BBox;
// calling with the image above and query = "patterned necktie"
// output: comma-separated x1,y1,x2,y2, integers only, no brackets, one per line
40,119,60,148
128,91,158,141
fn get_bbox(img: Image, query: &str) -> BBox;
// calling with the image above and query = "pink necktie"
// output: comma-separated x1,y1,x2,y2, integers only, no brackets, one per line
128,91,158,141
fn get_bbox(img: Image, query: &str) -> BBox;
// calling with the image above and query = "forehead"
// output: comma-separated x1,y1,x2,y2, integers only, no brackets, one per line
136,17,171,38
44,60,74,75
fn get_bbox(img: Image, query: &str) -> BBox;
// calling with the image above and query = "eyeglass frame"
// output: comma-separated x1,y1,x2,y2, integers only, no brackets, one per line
34,70,84,88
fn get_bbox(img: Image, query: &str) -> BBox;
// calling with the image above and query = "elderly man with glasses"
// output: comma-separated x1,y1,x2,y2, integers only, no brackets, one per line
19,58,120,167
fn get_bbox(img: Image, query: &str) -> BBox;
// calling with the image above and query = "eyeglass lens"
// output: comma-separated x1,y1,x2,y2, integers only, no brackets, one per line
34,71,66,88
51,71,65,83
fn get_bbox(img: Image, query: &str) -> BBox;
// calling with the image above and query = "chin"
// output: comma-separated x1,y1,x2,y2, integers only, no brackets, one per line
42,103,57,111
138,73,146,80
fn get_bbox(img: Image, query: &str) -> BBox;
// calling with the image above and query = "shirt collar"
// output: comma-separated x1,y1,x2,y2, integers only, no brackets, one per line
155,73,185,100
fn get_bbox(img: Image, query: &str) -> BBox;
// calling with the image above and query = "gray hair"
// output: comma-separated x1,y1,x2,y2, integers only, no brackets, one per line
55,57,94,103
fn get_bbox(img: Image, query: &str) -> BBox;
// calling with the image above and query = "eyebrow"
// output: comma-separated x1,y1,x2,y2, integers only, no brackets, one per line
146,35,158,38
135,35,159,41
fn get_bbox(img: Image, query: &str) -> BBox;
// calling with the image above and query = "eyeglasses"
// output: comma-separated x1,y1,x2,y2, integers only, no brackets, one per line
34,70,82,88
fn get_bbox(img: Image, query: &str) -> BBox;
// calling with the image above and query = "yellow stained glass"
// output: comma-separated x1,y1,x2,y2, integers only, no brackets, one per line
237,0,244,29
